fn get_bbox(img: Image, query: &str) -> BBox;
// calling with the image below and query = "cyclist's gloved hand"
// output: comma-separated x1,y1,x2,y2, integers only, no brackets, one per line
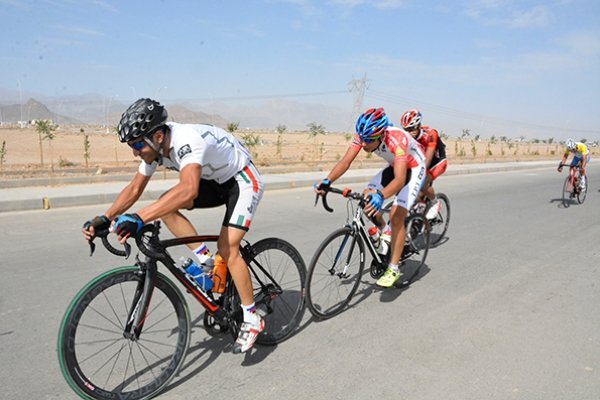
367,190,384,212
314,178,331,192
557,162,563,172
112,213,144,239
83,215,111,235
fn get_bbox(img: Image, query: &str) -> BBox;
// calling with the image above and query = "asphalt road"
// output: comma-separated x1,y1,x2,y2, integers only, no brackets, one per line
1,164,599,400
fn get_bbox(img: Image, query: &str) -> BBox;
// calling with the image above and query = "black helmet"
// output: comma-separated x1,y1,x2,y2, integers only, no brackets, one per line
117,98,168,142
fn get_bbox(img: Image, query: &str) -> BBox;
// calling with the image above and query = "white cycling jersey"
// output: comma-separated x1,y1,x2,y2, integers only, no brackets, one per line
138,122,251,183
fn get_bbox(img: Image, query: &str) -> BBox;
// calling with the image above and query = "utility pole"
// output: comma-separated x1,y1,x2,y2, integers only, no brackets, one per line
347,73,369,130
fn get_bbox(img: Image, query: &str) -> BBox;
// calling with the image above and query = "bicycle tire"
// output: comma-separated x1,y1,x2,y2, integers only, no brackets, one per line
428,193,450,246
223,238,307,346
58,266,191,400
400,213,430,285
562,175,573,207
577,172,587,204
306,226,365,320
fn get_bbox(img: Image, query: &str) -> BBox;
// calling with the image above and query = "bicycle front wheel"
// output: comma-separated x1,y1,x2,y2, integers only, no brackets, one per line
428,193,450,246
306,226,365,320
562,175,574,207
58,266,191,400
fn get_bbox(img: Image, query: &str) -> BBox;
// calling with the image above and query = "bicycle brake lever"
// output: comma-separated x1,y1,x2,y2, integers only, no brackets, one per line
88,239,96,256
124,242,131,259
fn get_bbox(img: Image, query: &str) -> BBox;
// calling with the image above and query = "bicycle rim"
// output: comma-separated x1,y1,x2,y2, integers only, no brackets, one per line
562,176,573,207
58,267,191,400
225,238,307,346
401,214,430,284
429,193,450,246
307,226,365,320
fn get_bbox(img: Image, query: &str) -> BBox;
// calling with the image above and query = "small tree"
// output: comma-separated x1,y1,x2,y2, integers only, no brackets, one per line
82,128,91,168
307,122,326,159
240,132,261,158
0,140,6,174
35,119,58,166
276,124,287,135
226,122,240,133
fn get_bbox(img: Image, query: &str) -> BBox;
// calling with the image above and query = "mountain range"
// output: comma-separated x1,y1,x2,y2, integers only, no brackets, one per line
0,89,353,132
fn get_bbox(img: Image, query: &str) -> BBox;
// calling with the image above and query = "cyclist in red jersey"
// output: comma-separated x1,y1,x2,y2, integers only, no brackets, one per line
400,109,447,219
315,108,426,288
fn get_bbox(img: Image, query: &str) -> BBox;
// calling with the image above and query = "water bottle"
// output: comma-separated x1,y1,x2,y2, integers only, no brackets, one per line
211,253,227,294
181,257,213,292
368,226,381,249
379,227,391,256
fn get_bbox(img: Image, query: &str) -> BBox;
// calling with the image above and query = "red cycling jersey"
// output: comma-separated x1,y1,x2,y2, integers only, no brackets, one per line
414,126,446,160
351,126,425,168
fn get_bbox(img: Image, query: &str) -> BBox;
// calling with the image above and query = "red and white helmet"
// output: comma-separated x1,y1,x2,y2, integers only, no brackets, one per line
400,109,423,138
401,109,422,130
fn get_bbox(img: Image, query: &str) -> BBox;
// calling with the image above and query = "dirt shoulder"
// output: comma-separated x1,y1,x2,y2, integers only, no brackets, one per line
0,125,581,181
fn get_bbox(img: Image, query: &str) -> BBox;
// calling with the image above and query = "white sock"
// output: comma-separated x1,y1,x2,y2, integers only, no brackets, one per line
193,244,212,264
242,303,260,326
388,263,400,273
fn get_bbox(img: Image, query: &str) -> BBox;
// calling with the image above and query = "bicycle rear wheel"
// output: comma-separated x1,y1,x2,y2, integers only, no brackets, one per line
577,173,587,204
400,214,430,285
427,193,450,246
224,238,307,346
306,226,365,320
562,175,574,207
58,266,191,400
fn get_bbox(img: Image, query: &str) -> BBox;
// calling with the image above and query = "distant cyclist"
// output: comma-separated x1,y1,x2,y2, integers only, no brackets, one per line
314,107,426,288
400,109,447,219
82,98,265,353
558,138,590,190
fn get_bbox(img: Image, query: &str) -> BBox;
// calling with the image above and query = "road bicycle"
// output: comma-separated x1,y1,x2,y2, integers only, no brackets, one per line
559,163,587,207
383,192,450,246
58,221,306,400
306,186,430,320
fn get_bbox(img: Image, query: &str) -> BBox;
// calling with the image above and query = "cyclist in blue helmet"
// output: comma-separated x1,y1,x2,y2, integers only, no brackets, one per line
315,107,427,288
355,107,389,143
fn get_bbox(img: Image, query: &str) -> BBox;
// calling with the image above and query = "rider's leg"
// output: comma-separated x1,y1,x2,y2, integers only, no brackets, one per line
376,204,407,288
388,205,408,266
217,226,254,306
161,210,201,251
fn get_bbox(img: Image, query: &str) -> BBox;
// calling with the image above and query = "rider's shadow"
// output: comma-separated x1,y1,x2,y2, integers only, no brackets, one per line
379,262,431,303
343,262,431,308
549,197,576,208
163,314,277,394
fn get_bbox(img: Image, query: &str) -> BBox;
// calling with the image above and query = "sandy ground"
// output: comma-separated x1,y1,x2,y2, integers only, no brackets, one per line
0,125,585,178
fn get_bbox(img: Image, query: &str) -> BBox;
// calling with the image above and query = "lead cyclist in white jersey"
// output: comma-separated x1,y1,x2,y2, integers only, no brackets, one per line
315,108,426,288
82,98,264,353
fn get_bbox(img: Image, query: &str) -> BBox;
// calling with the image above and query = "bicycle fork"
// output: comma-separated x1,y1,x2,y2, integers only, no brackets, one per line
124,260,157,341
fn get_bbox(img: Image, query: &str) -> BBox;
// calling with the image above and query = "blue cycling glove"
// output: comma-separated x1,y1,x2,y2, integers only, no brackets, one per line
112,213,144,238
367,191,384,212
315,178,331,191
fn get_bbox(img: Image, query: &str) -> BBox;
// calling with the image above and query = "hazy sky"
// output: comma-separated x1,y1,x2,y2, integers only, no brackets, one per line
1,0,599,139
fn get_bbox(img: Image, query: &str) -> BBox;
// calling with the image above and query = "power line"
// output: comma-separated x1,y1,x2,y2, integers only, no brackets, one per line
367,89,599,136
176,90,348,102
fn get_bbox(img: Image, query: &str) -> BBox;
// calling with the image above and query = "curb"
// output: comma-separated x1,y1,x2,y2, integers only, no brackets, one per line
0,161,557,213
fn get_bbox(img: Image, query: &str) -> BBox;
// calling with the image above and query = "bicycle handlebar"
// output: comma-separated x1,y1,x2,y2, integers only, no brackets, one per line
314,186,367,213
88,223,163,260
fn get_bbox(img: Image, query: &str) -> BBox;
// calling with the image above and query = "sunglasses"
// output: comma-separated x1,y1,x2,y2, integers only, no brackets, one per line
128,140,147,151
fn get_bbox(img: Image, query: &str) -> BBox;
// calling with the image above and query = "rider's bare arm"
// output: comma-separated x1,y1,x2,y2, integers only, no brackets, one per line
325,145,361,184
105,172,152,219
136,163,201,223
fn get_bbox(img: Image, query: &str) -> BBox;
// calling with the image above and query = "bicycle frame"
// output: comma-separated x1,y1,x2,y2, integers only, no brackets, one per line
103,224,277,341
